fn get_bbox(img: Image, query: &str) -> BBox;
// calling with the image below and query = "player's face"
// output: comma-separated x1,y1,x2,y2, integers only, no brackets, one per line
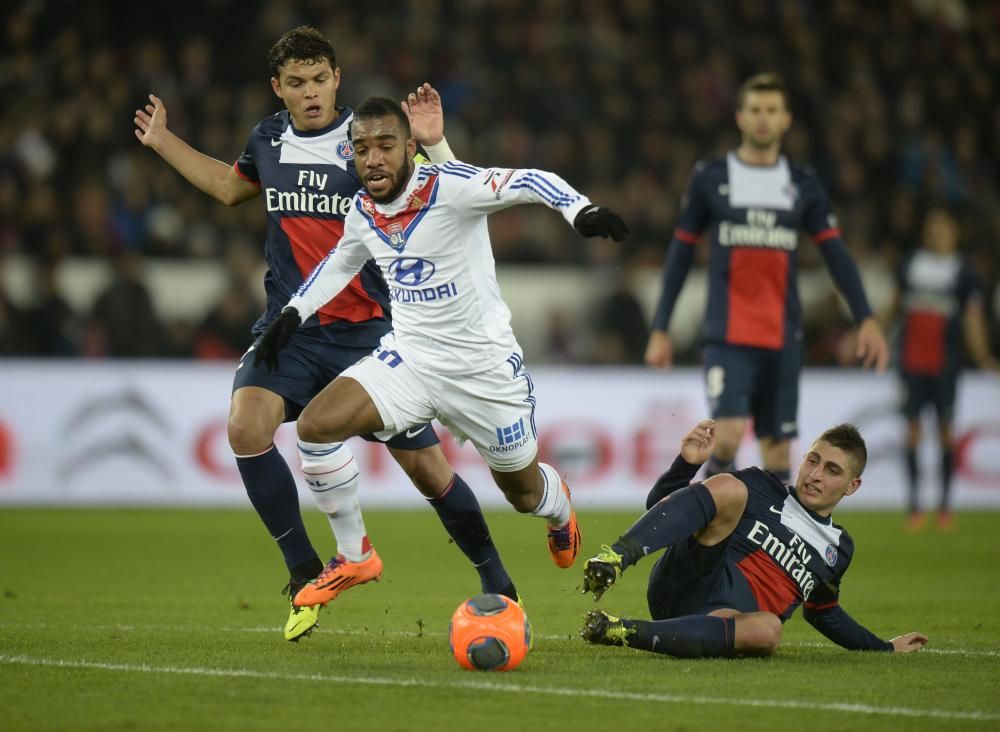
271,59,340,130
921,209,959,255
352,116,417,203
736,91,791,150
794,440,861,517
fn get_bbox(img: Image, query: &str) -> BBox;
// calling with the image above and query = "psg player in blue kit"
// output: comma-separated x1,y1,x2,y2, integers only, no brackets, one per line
645,73,890,483
134,26,518,641
579,420,927,657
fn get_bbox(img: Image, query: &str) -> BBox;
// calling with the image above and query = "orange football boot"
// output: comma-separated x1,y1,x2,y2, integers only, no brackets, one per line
547,480,581,568
293,549,383,607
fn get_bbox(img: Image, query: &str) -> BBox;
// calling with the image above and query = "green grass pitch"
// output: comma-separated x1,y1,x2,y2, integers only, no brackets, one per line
1,508,998,731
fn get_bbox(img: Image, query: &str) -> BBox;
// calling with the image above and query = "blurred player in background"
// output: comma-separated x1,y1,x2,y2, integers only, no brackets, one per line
645,73,889,483
578,420,927,658
893,207,999,531
253,96,630,607
134,26,519,641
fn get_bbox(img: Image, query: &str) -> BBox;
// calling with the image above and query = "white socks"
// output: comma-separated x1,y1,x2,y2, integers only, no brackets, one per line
531,462,571,527
298,440,369,562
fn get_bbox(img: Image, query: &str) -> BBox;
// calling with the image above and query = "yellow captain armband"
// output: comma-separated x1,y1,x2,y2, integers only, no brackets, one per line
413,152,431,165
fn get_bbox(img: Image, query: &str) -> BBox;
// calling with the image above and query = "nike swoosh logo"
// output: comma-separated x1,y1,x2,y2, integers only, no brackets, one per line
405,426,427,438
769,505,784,515
271,138,283,146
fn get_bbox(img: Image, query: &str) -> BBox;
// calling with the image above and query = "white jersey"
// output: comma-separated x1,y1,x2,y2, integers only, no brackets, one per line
288,161,591,375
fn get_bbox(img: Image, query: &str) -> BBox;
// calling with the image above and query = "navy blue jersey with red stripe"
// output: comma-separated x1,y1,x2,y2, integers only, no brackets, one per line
724,467,853,621
898,250,980,376
674,153,842,350
234,108,390,343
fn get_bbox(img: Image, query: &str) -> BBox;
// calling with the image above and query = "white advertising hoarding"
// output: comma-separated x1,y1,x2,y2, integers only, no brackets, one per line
1,362,998,509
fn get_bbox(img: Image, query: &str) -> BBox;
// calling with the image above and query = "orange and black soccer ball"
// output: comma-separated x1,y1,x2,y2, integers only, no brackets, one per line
448,593,531,671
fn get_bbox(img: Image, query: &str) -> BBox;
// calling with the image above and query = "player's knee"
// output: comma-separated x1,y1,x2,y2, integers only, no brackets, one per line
296,409,342,444
227,414,274,455
396,448,452,497
299,441,360,513
743,613,782,656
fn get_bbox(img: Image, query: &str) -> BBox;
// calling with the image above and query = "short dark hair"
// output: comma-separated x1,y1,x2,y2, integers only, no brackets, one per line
351,96,411,138
816,424,867,477
268,26,336,78
737,72,789,110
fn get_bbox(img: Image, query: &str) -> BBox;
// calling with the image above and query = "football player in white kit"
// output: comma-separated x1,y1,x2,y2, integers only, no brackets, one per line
254,96,629,608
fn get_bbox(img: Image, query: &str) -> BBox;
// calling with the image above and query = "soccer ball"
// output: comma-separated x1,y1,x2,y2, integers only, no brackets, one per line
448,593,531,671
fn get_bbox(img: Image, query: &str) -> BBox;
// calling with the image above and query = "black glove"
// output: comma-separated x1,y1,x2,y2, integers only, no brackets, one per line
573,205,630,242
253,307,301,372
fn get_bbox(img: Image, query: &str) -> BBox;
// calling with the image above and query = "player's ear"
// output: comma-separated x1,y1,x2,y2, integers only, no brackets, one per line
406,137,417,159
844,477,861,497
332,67,341,91
271,76,283,100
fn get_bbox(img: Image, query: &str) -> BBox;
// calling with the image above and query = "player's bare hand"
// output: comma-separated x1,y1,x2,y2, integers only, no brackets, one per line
889,632,928,652
680,420,716,465
134,94,169,150
856,317,889,372
403,82,444,146
645,330,673,368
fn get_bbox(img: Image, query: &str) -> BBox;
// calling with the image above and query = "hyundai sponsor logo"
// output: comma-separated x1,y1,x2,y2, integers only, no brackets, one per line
388,257,436,286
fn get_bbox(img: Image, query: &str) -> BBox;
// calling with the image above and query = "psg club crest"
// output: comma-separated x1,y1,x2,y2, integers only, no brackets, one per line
336,140,355,161
824,544,838,566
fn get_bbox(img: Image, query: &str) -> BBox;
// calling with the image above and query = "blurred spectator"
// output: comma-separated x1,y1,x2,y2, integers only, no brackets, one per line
21,257,80,356
192,280,260,360
85,252,165,357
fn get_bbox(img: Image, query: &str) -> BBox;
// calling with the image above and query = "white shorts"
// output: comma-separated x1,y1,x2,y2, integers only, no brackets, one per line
341,333,538,471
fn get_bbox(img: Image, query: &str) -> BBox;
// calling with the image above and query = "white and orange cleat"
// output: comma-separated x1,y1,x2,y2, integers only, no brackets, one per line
546,481,582,568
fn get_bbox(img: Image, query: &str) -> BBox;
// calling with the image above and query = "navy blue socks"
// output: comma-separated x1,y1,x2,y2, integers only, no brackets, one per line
623,614,736,658
429,474,515,598
237,445,319,574
613,483,717,570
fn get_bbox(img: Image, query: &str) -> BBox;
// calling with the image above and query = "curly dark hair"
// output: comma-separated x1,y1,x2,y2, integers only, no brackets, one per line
268,26,336,77
352,96,411,138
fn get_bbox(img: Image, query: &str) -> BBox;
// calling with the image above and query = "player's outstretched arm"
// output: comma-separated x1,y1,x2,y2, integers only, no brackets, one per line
855,317,890,372
645,330,674,368
133,93,258,206
889,632,929,653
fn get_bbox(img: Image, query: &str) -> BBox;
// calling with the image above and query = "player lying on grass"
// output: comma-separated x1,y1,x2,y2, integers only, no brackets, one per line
254,95,629,608
579,419,928,657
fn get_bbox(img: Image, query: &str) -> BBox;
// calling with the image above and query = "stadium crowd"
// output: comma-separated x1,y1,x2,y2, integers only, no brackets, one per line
1,0,998,364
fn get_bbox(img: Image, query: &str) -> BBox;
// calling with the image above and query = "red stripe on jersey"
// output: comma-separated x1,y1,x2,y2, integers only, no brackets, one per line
232,161,261,186
280,217,384,325
725,248,788,349
902,311,947,374
674,228,700,244
803,599,839,611
736,549,800,615
814,228,841,243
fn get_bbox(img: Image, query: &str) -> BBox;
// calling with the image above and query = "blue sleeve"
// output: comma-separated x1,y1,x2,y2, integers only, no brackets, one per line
803,603,894,652
650,164,712,331
234,125,261,184
801,175,872,323
646,455,702,510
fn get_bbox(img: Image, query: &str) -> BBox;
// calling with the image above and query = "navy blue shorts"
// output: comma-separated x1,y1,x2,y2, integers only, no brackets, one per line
703,342,801,440
900,371,958,424
232,324,439,450
646,536,757,620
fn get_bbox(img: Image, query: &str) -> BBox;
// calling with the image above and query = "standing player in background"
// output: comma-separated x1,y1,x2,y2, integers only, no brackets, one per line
134,26,519,641
578,420,927,658
894,207,999,531
645,73,889,483
253,96,629,608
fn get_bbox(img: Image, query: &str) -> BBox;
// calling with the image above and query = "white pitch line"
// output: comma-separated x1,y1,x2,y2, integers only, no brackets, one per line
1,621,998,658
0,653,997,722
